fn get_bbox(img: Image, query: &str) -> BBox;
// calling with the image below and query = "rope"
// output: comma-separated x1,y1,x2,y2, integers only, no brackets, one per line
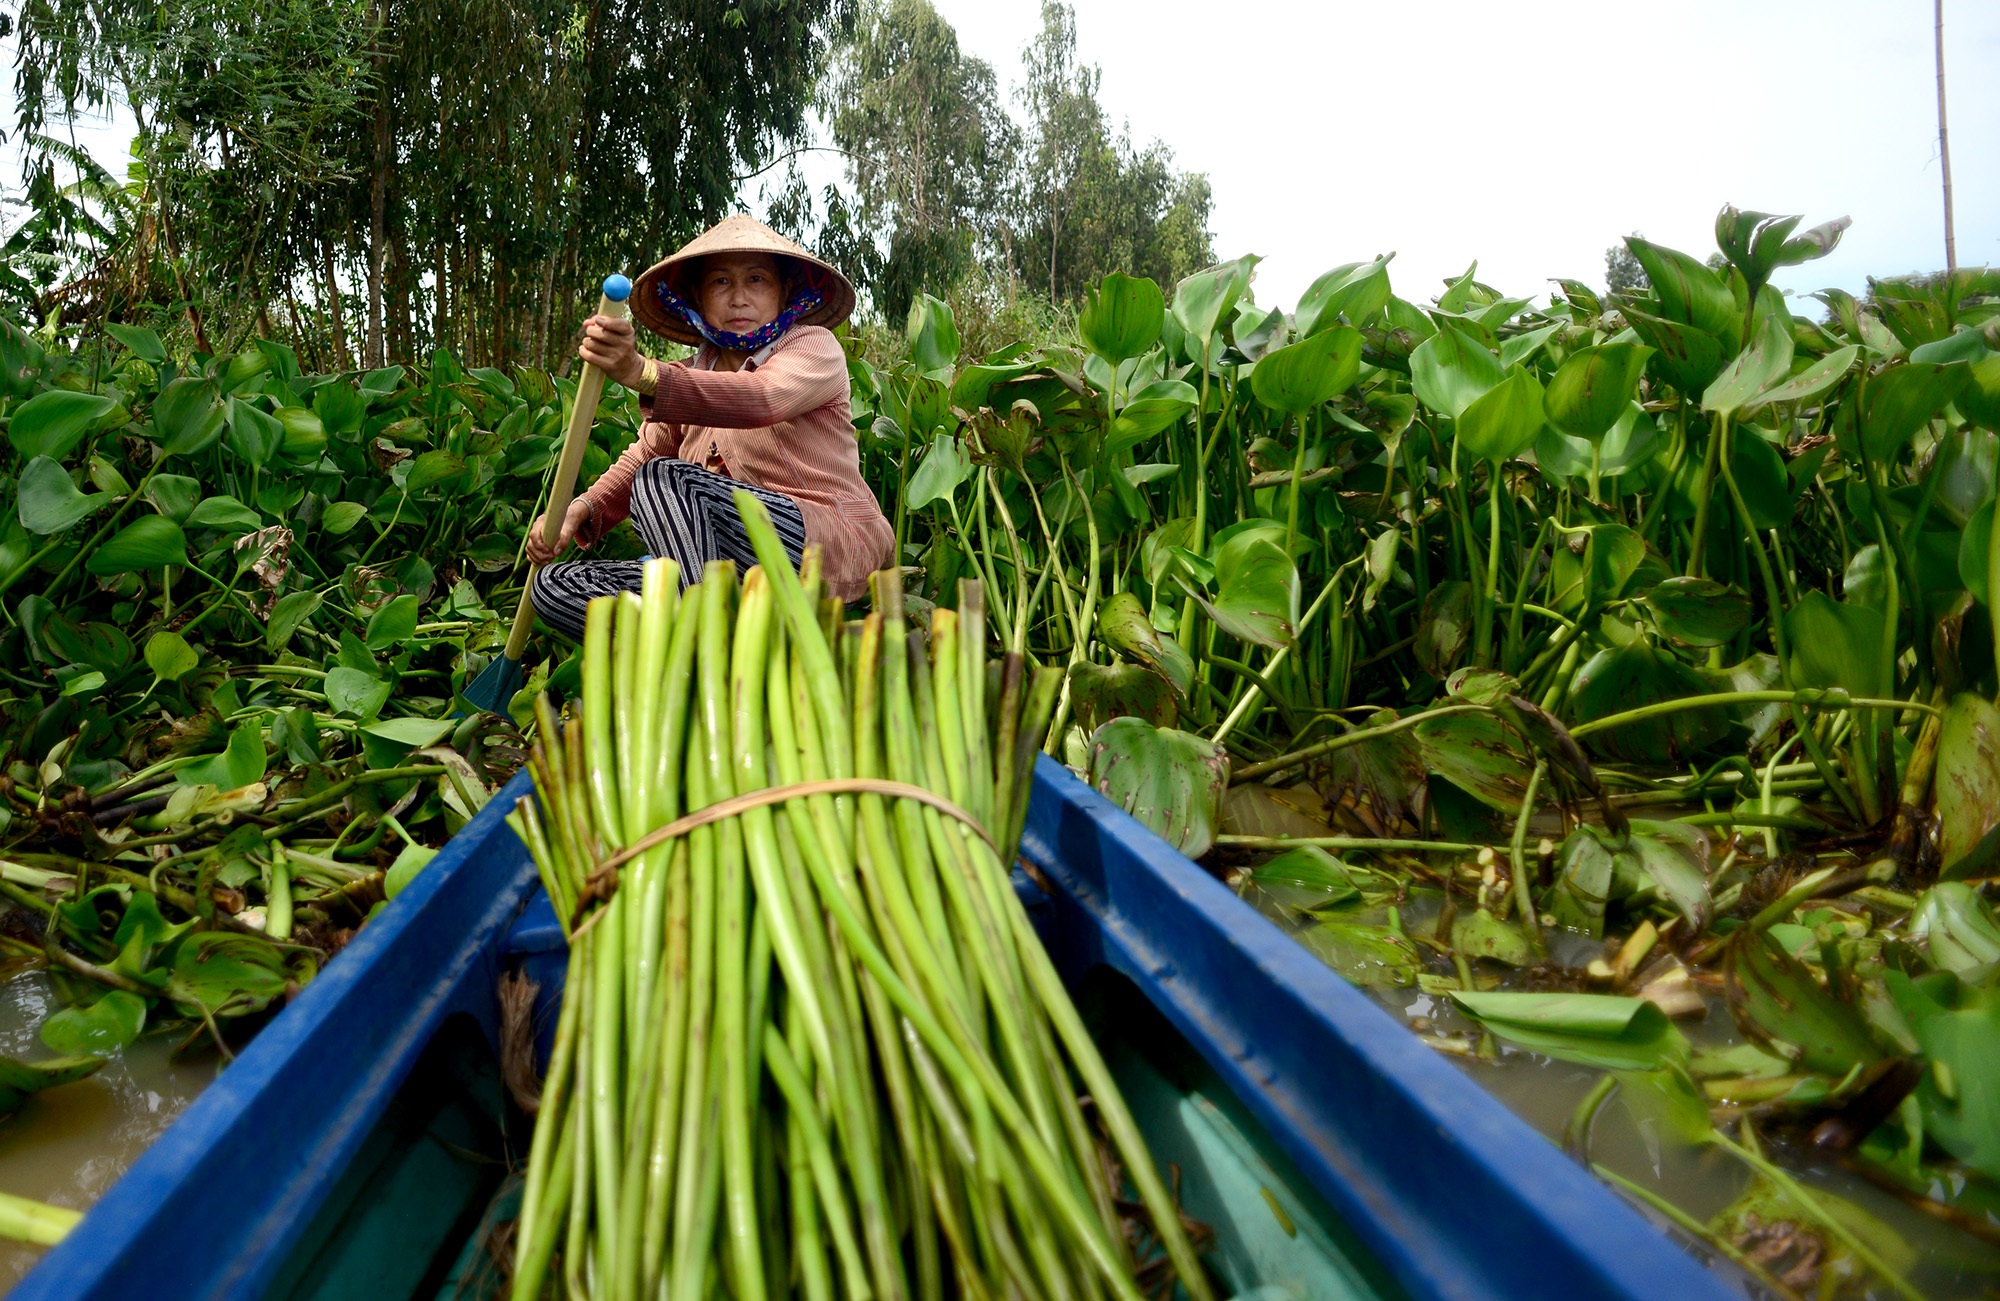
557,778,993,935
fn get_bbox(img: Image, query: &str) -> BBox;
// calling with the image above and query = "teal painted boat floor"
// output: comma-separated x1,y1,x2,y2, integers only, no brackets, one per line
270,973,1399,1301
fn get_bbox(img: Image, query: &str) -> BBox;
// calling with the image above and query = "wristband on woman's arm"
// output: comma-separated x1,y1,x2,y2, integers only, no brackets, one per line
630,356,660,396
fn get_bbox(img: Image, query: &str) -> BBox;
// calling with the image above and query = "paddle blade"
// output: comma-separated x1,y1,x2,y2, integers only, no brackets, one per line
458,652,524,718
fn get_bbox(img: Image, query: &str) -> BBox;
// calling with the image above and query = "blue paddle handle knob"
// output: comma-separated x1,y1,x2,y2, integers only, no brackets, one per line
603,274,633,303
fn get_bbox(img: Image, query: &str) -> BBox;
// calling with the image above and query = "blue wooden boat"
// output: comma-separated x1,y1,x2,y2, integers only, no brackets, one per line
10,757,1731,1301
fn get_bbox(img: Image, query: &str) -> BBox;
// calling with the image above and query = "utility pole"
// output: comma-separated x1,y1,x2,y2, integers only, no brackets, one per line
1936,0,1957,271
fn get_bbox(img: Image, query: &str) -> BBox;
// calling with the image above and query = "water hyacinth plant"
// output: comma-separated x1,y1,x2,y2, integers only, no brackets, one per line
855,208,2000,1295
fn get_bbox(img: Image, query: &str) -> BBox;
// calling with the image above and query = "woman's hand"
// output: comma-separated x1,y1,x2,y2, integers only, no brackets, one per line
526,499,593,565
579,314,644,389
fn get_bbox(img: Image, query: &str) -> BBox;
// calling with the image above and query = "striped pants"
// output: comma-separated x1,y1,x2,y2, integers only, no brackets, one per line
529,457,807,639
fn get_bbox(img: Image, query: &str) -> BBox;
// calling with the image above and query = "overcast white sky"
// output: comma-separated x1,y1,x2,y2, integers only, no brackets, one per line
8,1,1995,315
929,0,1998,311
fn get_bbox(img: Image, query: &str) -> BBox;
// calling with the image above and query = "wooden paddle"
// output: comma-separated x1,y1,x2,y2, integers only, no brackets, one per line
462,273,632,714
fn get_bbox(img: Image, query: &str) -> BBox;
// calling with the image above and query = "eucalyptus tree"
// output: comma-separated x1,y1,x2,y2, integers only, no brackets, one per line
10,0,855,366
827,0,1015,323
1008,2,1213,303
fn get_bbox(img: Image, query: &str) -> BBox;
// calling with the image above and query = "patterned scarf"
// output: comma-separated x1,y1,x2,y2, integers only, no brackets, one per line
655,281,823,353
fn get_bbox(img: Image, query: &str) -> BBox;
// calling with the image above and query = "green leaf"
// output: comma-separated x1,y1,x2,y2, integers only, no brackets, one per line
1086,718,1229,858
1752,343,1858,408
1295,919,1420,988
1416,711,1535,812
17,456,111,534
1451,909,1535,967
1911,884,2000,981
1498,321,1564,370
904,294,960,373
104,323,167,364
1067,662,1176,733
224,398,282,468
360,366,405,399
384,842,438,900
365,594,421,650
1622,308,1726,394
168,932,291,1016
0,1054,107,1116
266,590,322,654
1730,928,1882,1075
1962,500,1993,606
60,670,106,698
1251,327,1362,415
1455,368,1544,464
1413,580,1475,677
1785,591,1887,697
1623,819,1713,931
405,449,466,493
85,516,188,575
1544,343,1651,441
1097,591,1193,697
1861,362,1970,462
40,990,146,1056
1959,355,2000,430
1885,971,2000,1182
325,667,390,721
1702,312,1794,418
152,378,226,456
1191,533,1297,650
145,475,202,526
1408,320,1503,420
7,389,115,461
1625,237,1738,345
176,721,267,790
143,631,199,682
1294,256,1393,336
273,406,326,460
1569,640,1729,762
1449,991,1688,1071
313,380,367,436
1078,272,1165,362
1107,380,1198,456
184,495,263,534
321,501,369,536
1172,256,1258,354
1937,693,2000,880
360,716,451,749
1715,208,1848,291
1645,576,1751,648
906,435,973,511
1241,845,1361,909
1728,430,1792,530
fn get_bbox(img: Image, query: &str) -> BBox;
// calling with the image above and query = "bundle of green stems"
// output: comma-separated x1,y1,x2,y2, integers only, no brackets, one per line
505,494,1214,1301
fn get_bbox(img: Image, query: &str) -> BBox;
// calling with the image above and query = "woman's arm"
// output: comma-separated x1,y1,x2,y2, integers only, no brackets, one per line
649,330,848,430
575,418,685,542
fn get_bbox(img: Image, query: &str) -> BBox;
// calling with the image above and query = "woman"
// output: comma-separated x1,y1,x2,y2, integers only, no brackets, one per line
526,215,893,637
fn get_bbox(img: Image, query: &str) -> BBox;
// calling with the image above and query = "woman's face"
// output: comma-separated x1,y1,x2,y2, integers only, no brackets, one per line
697,254,786,338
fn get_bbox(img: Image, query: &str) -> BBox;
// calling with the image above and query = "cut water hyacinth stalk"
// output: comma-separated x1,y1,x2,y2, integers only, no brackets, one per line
504,493,1214,1300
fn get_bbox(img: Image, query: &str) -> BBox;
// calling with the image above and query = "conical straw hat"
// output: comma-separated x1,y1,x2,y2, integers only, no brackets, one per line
632,214,856,345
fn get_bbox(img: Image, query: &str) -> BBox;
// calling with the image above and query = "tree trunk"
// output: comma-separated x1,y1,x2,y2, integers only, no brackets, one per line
321,233,351,370
534,252,556,369
389,230,413,363
366,76,390,366
1936,0,1956,271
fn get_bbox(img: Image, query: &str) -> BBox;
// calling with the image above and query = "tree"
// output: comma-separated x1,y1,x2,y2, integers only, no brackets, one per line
1008,3,1212,304
10,0,856,366
827,0,1013,323
1605,243,1649,298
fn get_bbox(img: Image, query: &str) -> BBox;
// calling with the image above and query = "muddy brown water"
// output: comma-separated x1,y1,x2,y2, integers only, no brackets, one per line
0,969,213,1292
1238,882,2000,1300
